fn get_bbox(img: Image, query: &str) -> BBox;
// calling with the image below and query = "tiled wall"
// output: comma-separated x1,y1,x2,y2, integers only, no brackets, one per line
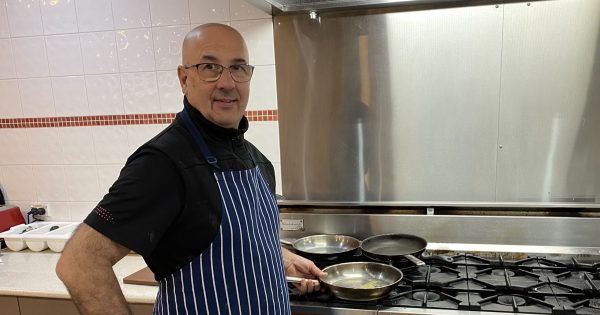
0,0,281,221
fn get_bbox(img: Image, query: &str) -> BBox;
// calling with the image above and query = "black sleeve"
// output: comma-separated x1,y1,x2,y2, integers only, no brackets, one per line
84,149,184,256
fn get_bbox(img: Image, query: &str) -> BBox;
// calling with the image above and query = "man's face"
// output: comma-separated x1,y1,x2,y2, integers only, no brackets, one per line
178,27,250,129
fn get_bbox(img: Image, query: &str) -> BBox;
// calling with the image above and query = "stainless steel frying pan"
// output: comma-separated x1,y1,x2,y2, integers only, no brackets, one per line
287,262,403,301
360,233,427,266
280,234,361,261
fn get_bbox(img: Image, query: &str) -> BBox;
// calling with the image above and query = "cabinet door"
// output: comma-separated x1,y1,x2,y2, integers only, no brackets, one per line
18,297,80,315
0,296,20,315
18,297,155,315
130,303,154,315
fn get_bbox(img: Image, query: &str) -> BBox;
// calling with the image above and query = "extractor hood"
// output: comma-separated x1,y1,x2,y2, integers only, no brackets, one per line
243,0,501,14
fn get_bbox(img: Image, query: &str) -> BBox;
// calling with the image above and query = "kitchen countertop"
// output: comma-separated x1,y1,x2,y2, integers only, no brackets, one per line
0,250,158,304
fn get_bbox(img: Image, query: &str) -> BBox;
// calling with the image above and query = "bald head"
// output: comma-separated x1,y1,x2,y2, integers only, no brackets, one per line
177,23,252,129
182,24,248,66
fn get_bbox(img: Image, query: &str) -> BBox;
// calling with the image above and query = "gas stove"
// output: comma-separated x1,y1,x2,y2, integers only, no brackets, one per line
289,253,600,314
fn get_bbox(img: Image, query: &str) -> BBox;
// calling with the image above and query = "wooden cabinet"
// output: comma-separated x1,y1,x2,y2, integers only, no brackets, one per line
130,303,155,315
0,296,20,315
1,296,153,315
18,297,79,315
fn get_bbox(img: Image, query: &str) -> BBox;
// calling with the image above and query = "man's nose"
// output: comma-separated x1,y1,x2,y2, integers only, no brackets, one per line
215,68,236,89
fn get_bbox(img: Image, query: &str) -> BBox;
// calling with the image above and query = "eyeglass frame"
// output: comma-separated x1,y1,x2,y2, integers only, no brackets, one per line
183,63,255,83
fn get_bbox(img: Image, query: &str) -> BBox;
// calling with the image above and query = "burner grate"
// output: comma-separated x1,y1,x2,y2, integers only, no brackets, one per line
288,252,600,313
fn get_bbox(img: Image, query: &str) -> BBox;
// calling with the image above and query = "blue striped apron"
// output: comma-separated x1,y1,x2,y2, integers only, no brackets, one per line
153,109,290,315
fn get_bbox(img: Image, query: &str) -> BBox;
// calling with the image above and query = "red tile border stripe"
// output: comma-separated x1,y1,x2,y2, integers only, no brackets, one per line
0,110,278,129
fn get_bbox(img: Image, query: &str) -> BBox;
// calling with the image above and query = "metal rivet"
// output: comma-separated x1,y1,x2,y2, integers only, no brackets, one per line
527,2,531,6
499,145,503,149
495,4,499,8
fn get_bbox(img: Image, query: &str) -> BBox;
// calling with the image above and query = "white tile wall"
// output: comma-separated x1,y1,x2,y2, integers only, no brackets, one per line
232,19,275,65
0,39,16,78
69,202,97,221
153,25,189,71
0,0,278,222
12,36,50,78
63,165,100,201
40,0,78,35
0,0,10,38
52,76,89,116
75,0,115,32
112,0,151,30
127,124,166,152
121,71,160,113
0,129,30,165
45,34,84,76
272,162,282,195
115,28,155,72
0,79,22,117
19,77,55,117
27,128,63,165
44,202,73,221
85,74,124,115
248,65,277,110
33,165,67,201
6,0,44,37
96,164,125,196
0,165,37,200
92,126,131,164
80,31,119,74
230,0,271,21
189,0,230,24
157,70,183,112
59,127,97,164
245,121,280,163
149,0,189,26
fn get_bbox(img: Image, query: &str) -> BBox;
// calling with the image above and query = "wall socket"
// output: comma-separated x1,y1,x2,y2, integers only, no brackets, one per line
30,203,49,218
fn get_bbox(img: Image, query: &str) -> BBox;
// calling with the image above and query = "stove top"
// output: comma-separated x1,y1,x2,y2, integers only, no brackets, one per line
288,253,600,314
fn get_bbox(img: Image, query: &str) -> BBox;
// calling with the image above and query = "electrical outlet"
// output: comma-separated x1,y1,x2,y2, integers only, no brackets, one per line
30,203,49,218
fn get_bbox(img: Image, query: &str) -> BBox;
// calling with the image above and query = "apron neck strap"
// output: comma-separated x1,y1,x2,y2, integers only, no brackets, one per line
177,108,221,172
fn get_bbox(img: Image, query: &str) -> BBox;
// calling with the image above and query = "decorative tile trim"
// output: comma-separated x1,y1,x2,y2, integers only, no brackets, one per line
0,110,278,129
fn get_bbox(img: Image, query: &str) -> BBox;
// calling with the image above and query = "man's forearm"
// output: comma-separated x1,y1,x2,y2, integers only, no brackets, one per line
281,246,294,270
62,263,131,315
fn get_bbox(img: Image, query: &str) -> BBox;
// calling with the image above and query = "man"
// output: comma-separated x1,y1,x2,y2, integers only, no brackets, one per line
56,23,325,315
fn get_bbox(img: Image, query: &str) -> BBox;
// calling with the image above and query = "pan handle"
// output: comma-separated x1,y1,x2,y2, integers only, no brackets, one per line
280,239,294,246
404,254,426,266
286,276,319,285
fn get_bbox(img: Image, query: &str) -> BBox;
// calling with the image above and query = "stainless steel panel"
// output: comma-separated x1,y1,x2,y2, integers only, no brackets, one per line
252,0,475,12
279,213,600,253
275,0,600,205
290,303,378,315
379,308,524,315
278,200,600,208
275,5,503,202
495,0,600,203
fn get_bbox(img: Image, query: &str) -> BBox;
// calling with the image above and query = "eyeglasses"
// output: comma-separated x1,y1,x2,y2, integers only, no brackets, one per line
184,63,255,83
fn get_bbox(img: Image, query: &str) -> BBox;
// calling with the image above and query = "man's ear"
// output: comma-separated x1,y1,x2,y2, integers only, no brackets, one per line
177,65,187,94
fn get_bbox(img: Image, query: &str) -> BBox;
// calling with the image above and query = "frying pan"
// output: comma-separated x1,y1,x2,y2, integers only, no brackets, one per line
287,262,403,301
360,233,427,266
280,234,361,261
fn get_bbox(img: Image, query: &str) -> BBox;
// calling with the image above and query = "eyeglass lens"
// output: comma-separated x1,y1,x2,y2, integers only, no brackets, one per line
197,63,253,82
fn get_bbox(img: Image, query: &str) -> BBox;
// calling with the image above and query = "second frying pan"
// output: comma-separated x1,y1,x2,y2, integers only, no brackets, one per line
281,234,361,261
360,233,427,266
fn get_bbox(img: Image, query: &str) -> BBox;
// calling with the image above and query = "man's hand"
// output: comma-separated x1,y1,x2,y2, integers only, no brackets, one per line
282,247,327,294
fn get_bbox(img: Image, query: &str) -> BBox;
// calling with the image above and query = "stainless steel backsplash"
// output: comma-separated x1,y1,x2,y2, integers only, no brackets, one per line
274,0,600,205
